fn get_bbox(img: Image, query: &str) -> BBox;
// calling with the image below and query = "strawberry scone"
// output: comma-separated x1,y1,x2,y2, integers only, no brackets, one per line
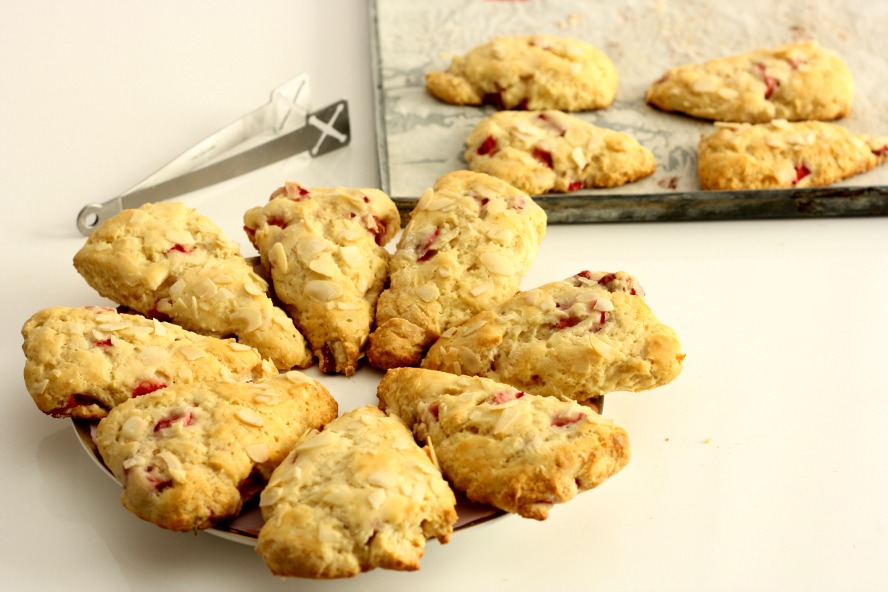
426,34,618,111
243,182,400,376
73,202,310,370
377,368,630,520
465,110,656,195
21,306,276,419
645,41,854,123
256,405,457,578
698,120,888,190
421,271,684,403
366,171,546,370
95,372,337,532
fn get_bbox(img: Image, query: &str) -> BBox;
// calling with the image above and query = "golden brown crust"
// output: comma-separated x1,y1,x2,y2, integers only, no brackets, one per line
421,271,683,402
243,183,400,375
256,406,457,578
95,373,337,531
377,368,630,520
698,120,888,190
465,110,656,195
645,41,854,123
21,306,276,419
366,171,546,370
426,34,618,111
73,202,310,370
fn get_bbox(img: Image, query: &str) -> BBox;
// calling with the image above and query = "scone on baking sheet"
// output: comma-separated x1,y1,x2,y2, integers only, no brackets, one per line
243,182,400,376
95,372,337,532
426,34,618,111
465,110,656,195
645,41,854,123
366,170,547,370
256,405,457,579
21,306,276,420
377,368,630,521
73,202,311,370
421,271,683,403
698,120,888,190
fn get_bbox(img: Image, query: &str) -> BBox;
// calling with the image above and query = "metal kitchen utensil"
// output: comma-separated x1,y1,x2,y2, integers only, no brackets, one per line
76,74,350,235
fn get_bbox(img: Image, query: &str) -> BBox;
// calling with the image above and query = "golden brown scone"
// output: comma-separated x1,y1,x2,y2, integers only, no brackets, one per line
426,34,618,111
421,271,683,403
465,110,656,195
73,202,310,370
366,171,546,369
95,372,338,532
645,41,854,123
377,368,630,520
256,406,457,579
243,183,400,376
21,306,276,419
698,120,888,190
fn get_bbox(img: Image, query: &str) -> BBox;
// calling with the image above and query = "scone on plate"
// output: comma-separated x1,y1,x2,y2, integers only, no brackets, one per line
426,34,618,111
21,306,276,419
465,110,656,195
243,183,400,376
698,120,888,190
95,372,337,532
377,368,630,520
366,171,546,370
421,271,684,403
645,41,854,123
256,405,457,579
73,202,311,370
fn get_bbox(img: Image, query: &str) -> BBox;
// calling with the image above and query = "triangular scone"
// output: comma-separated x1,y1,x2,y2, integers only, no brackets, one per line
95,372,338,532
256,406,457,579
21,306,277,419
243,183,401,375
366,171,546,370
465,110,656,195
377,368,630,520
426,34,618,111
698,120,888,190
73,202,310,370
645,41,854,123
421,271,684,403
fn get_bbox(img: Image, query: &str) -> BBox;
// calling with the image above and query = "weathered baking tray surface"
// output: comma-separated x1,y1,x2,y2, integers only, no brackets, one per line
371,0,888,222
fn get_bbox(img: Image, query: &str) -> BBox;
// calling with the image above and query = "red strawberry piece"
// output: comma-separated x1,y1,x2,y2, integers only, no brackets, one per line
488,390,525,405
267,215,287,229
142,464,173,493
568,181,584,191
48,393,108,417
477,135,498,156
597,273,617,286
555,315,582,330
145,303,170,322
166,244,192,254
153,410,194,432
552,412,586,427
243,225,256,241
872,145,888,156
132,379,167,398
537,113,566,136
482,91,506,110
367,214,387,246
93,338,113,348
532,147,554,168
429,401,440,420
793,163,811,185
416,228,440,262
754,63,779,99
270,184,310,201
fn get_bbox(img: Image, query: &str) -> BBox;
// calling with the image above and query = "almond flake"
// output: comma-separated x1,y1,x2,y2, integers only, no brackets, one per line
494,404,521,434
480,252,515,276
285,370,312,384
717,87,739,99
440,327,458,339
232,307,263,333
309,255,339,277
93,243,112,252
571,146,587,168
193,277,217,299
152,319,167,336
97,321,131,332
368,488,386,509
260,486,282,507
367,471,399,489
470,282,493,296
235,408,265,427
31,379,49,395
158,451,186,483
588,332,616,360
424,198,455,211
411,481,427,503
121,416,146,439
179,346,206,361
269,242,289,273
228,342,253,352
415,283,440,303
245,442,270,463
305,280,343,301
336,301,363,310
243,282,264,296
165,229,195,246
340,245,363,268
592,298,615,312
295,430,338,452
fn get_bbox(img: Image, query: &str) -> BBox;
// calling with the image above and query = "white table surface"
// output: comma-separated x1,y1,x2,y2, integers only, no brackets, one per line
2,1,887,590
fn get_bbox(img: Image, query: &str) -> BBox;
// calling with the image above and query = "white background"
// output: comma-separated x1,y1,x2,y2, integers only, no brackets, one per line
1,1,887,590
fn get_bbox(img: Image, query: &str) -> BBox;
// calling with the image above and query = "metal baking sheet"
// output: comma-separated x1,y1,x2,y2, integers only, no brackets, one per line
370,0,888,222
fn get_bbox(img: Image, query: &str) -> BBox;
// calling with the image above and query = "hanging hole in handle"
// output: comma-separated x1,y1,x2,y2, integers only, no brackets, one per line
77,204,104,236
